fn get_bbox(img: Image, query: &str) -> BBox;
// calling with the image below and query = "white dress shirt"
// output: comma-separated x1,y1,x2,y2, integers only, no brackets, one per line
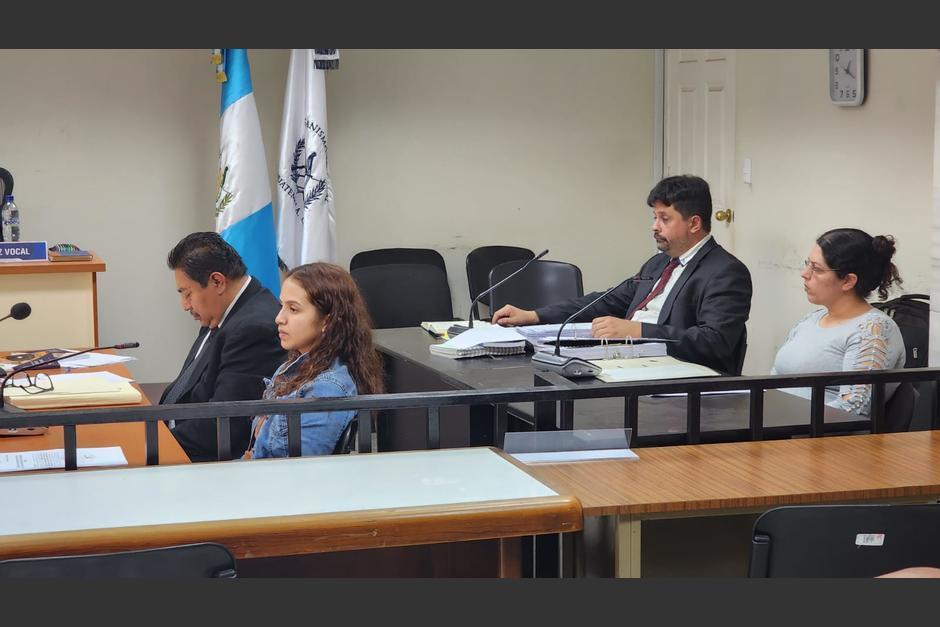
630,235,712,324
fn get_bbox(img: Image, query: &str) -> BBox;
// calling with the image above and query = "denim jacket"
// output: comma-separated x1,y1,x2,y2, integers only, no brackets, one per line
249,354,357,458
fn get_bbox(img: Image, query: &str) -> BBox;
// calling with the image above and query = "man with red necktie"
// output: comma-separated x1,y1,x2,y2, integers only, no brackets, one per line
492,175,752,375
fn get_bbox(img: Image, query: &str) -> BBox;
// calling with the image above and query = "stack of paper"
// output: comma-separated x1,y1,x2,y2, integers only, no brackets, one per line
421,320,494,338
3,373,142,409
517,323,667,360
429,325,527,359
592,355,720,383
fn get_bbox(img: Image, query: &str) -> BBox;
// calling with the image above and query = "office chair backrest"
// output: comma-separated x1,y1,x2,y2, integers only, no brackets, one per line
351,263,453,328
350,248,447,275
466,246,535,319
748,504,940,577
488,259,583,313
333,417,359,454
0,542,237,578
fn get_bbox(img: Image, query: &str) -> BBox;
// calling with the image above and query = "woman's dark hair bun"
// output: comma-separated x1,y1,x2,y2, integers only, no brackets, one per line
871,234,897,260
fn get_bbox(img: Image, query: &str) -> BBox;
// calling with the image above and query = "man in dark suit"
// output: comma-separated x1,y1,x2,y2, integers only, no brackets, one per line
492,175,752,375
161,232,286,462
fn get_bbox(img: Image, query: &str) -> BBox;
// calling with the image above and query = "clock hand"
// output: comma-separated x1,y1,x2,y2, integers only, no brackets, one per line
843,60,855,80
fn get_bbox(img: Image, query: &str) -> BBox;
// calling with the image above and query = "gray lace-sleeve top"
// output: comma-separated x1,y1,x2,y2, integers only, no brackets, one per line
771,308,906,416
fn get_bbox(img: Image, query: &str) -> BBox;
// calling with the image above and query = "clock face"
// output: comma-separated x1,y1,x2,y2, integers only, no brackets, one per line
829,49,865,106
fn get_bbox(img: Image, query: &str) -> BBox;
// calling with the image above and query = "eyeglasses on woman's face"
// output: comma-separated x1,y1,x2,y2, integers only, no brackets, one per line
803,259,836,276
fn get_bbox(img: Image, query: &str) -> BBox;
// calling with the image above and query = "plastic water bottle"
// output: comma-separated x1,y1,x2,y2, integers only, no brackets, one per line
1,195,19,242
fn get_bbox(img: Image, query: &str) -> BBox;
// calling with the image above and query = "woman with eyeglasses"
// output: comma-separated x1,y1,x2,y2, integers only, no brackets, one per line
770,228,906,415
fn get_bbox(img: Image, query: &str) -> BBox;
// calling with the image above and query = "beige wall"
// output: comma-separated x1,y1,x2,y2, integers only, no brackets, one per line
0,49,653,382
733,49,936,374
3,49,932,383
0,49,288,383
325,49,657,315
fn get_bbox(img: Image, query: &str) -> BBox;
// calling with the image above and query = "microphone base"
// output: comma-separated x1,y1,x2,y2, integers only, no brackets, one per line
531,351,601,379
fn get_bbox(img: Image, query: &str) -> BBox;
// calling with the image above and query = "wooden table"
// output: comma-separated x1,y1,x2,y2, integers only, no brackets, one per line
0,447,582,577
527,430,940,577
0,253,106,350
0,358,189,467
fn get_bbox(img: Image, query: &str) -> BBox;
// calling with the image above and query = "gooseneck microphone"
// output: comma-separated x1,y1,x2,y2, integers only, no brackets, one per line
0,302,31,323
0,341,140,409
531,273,652,378
467,249,549,329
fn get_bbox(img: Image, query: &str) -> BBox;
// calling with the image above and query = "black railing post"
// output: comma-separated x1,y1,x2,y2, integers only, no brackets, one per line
358,410,372,453
287,412,302,457
687,390,701,444
63,424,77,471
427,406,440,449
145,420,159,466
624,393,638,440
870,382,886,433
217,417,232,461
749,387,764,441
810,384,825,437
494,403,508,449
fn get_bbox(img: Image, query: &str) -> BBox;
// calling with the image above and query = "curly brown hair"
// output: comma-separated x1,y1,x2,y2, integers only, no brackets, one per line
271,263,384,397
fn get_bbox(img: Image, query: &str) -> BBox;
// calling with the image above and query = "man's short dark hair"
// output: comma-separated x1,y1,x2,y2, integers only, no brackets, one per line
167,232,247,287
646,175,712,231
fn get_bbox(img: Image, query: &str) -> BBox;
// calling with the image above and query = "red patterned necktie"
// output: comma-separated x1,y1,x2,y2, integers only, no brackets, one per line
626,258,680,319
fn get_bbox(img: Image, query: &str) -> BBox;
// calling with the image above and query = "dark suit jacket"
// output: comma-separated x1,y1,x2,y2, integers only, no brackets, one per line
161,277,286,462
535,238,752,375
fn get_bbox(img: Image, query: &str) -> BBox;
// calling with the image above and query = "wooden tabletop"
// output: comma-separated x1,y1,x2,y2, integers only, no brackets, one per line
526,431,940,517
0,252,105,275
0,357,189,467
0,448,580,560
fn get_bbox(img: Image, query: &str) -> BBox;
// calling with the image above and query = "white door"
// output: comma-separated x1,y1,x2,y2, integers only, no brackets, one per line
664,49,736,251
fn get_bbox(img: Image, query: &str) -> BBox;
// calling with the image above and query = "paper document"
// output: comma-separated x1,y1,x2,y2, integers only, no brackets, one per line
0,447,128,473
58,352,136,368
592,355,720,383
435,325,525,350
511,449,639,463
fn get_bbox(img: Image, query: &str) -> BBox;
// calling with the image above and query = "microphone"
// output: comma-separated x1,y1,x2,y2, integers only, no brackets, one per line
531,273,651,378
467,249,549,329
0,341,140,409
0,302,31,323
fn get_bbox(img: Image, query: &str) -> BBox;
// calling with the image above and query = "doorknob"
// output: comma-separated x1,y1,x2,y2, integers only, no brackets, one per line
715,208,733,223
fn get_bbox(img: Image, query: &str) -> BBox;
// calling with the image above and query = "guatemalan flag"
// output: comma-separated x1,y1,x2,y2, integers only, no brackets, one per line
213,49,280,293
275,49,339,270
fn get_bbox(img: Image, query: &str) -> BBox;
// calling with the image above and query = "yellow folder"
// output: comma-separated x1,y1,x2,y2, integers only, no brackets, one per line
4,374,142,409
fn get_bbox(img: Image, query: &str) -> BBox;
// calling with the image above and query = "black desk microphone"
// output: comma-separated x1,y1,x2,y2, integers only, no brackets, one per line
448,249,550,337
531,273,653,378
0,302,31,323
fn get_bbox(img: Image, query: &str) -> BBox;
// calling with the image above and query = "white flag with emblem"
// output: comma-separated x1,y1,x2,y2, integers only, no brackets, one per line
275,49,338,270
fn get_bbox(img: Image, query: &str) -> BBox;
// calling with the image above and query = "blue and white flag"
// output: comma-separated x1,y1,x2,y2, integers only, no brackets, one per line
214,49,280,293
275,49,338,270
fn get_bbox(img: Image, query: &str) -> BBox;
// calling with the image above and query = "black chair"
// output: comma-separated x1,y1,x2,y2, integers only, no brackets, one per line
487,259,583,313
748,504,940,577
0,542,237,578
350,248,447,275
333,417,359,454
351,263,453,328
466,246,534,320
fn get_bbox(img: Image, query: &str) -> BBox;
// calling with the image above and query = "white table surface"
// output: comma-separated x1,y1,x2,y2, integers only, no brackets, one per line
0,447,558,537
